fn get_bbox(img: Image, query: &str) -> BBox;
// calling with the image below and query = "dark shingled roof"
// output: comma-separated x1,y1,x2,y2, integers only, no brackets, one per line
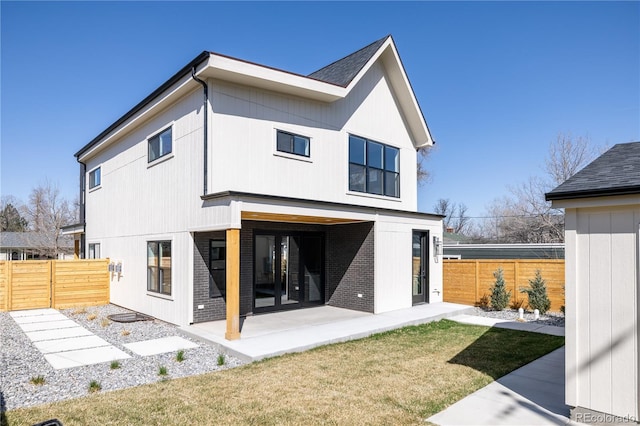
308,35,389,87
545,141,640,201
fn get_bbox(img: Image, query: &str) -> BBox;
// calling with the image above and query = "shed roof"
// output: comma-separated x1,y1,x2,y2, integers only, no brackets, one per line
545,141,640,201
0,232,73,249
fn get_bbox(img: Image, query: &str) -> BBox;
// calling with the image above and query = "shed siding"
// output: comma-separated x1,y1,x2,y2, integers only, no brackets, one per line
569,206,639,418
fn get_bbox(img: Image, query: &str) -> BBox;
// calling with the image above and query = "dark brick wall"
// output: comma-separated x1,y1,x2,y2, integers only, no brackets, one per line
325,222,375,313
193,220,375,322
193,231,227,323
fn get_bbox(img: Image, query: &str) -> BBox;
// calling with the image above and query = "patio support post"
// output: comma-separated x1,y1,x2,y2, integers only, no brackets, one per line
225,228,241,340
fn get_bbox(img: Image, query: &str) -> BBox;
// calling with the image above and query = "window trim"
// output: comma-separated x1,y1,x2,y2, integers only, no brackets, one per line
275,129,311,159
146,240,172,297
88,166,101,190
148,126,173,163
348,134,400,198
88,242,101,259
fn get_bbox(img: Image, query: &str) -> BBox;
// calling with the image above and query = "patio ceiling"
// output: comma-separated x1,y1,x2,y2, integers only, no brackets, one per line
241,211,366,225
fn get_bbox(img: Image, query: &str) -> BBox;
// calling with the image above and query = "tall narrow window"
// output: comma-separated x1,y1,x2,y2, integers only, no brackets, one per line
147,241,171,295
89,167,101,189
148,127,172,162
348,135,400,197
277,130,310,157
88,243,101,259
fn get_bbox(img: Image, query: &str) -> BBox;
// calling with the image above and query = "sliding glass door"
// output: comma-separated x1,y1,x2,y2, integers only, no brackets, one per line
254,232,324,312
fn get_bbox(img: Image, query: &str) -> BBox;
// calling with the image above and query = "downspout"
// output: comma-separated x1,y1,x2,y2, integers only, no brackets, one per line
191,67,208,196
77,159,86,259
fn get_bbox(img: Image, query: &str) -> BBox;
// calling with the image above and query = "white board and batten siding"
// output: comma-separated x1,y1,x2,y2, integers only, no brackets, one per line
565,204,640,419
208,60,418,212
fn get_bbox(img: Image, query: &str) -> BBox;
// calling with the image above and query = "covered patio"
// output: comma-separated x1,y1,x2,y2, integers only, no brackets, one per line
180,302,472,361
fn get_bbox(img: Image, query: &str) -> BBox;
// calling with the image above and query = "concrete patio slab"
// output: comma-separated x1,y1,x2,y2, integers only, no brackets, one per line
34,335,112,354
19,319,80,332
44,346,131,369
181,302,473,362
124,336,199,356
25,326,93,342
450,314,565,336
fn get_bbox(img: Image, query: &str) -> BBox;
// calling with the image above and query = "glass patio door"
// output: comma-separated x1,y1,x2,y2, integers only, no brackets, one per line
412,231,429,305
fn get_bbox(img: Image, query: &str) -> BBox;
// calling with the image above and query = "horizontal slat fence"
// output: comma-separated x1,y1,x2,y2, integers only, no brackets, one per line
443,259,565,312
0,259,109,311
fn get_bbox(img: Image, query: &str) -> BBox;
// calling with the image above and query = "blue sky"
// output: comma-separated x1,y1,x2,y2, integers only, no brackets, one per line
1,1,638,219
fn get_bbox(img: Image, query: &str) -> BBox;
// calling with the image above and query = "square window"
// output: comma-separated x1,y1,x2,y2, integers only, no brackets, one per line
148,127,172,162
89,167,101,189
88,243,100,259
276,130,310,157
348,135,400,197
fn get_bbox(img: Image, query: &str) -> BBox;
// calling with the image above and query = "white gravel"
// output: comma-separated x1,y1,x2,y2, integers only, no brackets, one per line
467,306,565,327
0,304,245,411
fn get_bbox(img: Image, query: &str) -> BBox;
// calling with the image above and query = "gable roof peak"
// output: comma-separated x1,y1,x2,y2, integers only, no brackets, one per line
307,35,392,87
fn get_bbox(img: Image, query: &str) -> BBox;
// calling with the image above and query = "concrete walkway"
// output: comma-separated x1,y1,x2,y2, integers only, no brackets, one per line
181,302,474,361
428,315,572,425
10,308,130,369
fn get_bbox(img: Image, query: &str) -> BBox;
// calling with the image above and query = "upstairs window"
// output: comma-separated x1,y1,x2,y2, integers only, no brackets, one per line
148,127,172,162
277,130,310,157
349,135,400,198
89,167,101,189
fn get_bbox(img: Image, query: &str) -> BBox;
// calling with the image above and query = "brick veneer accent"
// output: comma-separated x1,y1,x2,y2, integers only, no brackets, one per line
193,231,227,323
325,222,375,313
192,220,375,323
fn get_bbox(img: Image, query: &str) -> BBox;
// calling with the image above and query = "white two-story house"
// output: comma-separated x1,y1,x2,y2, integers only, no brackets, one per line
70,35,444,339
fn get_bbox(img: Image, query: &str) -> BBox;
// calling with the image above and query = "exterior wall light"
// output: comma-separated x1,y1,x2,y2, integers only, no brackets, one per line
433,235,443,256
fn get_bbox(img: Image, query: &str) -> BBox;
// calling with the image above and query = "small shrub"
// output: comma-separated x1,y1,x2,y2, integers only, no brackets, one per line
88,380,102,393
72,307,87,315
110,360,121,370
30,375,45,385
509,298,525,310
87,313,97,321
217,354,226,366
158,366,168,376
100,318,111,327
176,350,185,362
489,267,511,311
477,294,490,310
520,270,551,314
121,329,131,336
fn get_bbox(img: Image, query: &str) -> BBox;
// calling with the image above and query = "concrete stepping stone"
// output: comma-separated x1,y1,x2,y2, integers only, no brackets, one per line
44,346,131,369
124,336,198,356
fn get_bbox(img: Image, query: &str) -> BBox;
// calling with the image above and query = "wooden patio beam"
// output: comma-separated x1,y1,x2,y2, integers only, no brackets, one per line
225,228,241,340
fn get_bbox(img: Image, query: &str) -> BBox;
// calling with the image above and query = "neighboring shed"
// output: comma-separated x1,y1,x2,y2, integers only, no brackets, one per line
546,141,640,423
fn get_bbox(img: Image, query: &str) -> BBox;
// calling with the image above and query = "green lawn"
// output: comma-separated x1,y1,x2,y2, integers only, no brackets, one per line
3,320,564,426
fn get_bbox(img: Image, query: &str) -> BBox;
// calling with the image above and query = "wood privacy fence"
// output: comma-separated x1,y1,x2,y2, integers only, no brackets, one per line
0,259,109,311
443,259,565,312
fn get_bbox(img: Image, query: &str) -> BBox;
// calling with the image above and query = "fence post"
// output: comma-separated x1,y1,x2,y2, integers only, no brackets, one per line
50,260,56,309
7,262,13,311
474,260,480,305
514,260,519,305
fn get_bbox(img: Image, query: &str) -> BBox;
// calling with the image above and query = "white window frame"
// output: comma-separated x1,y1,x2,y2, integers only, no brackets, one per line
88,166,101,191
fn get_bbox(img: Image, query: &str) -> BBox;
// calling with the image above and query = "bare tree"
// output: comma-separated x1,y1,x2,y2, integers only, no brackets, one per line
434,198,471,234
24,181,75,258
417,146,433,185
480,134,600,243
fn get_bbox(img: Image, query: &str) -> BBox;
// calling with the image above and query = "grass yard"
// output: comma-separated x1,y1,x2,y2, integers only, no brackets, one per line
3,320,564,426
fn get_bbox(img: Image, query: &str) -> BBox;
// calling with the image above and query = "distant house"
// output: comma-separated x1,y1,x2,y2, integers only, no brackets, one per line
546,141,640,423
0,232,74,260
67,36,445,339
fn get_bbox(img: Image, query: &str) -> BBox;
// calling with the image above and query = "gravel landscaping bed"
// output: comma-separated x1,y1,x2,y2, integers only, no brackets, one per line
0,304,245,411
467,306,565,327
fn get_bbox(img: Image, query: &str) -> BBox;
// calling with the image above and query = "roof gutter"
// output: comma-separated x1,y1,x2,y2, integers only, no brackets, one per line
75,51,211,160
545,185,640,201
191,67,209,196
